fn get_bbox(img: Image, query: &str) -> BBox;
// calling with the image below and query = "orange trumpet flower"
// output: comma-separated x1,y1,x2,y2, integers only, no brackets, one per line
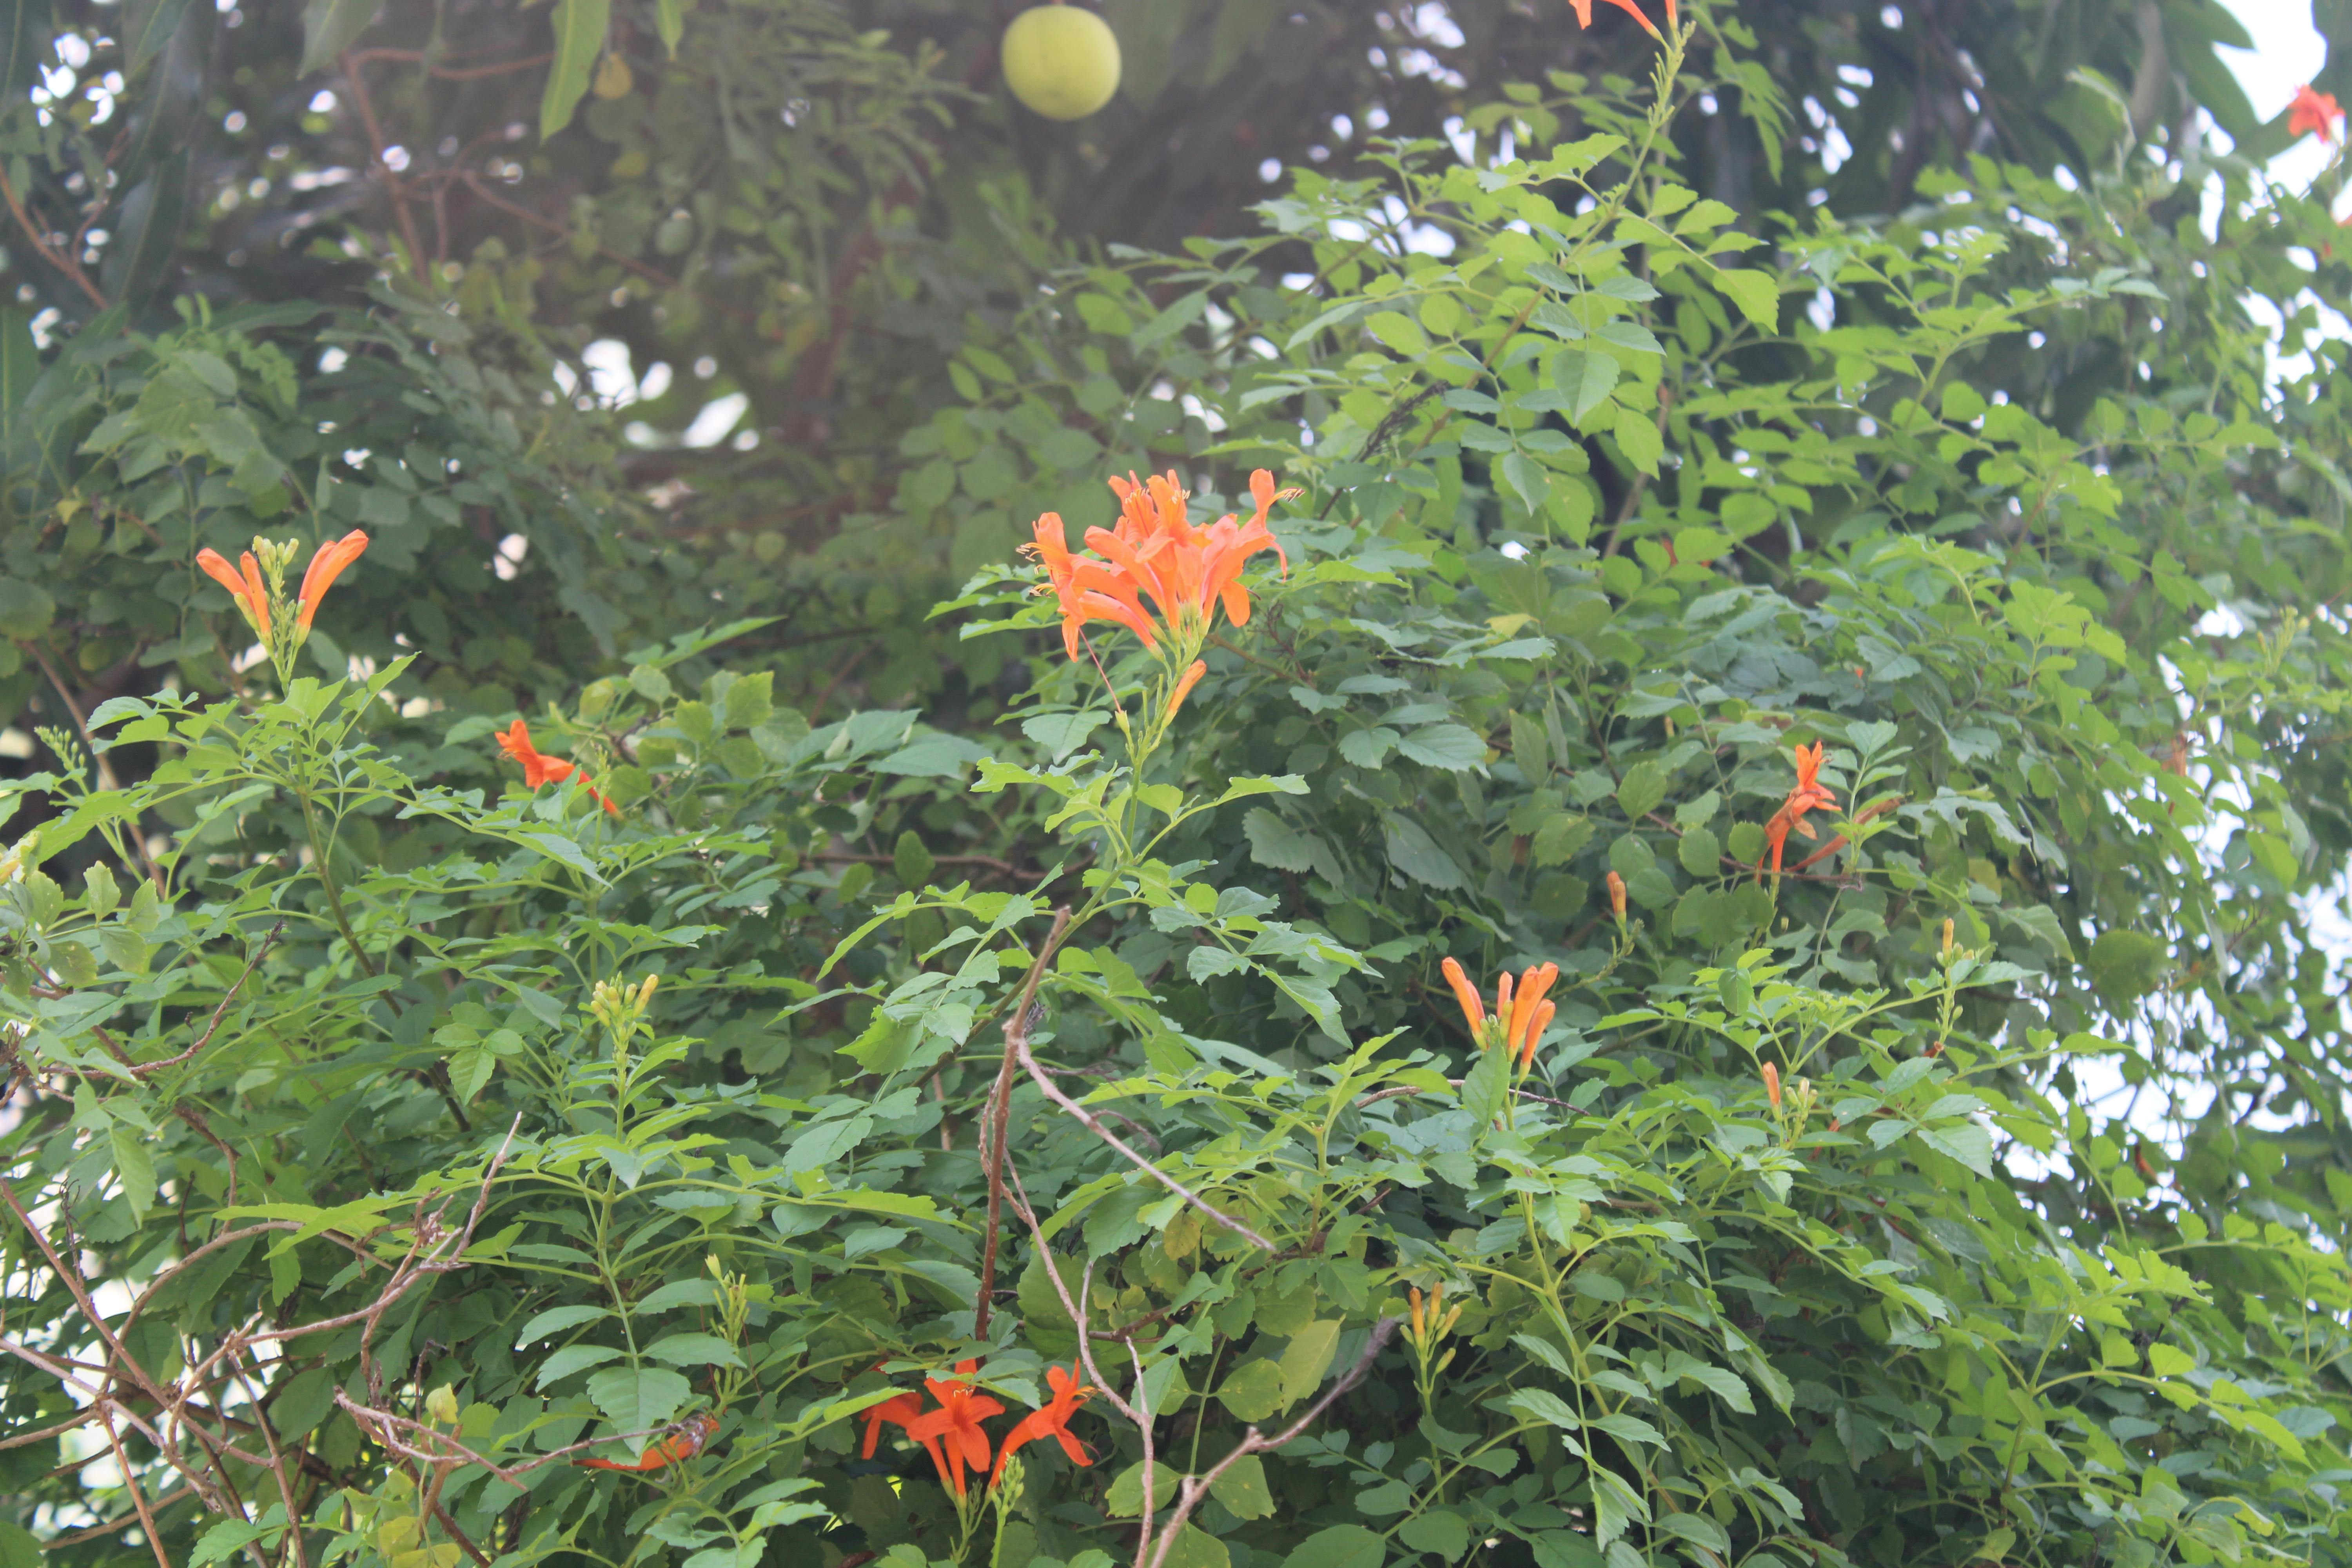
992,1363,1095,1480
2290,84,2345,143
1756,741,1837,882
1025,469,1299,724
296,530,370,635
1436,956,1559,1066
903,1365,1005,1497
575,1412,718,1472
1570,0,1669,40
195,548,270,643
496,719,618,814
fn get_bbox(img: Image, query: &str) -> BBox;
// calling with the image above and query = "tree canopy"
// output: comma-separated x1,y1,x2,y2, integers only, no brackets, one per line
2,5,2350,1568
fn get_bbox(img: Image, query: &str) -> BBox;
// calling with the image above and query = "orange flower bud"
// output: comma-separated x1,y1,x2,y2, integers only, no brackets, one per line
1438,956,1486,1036
1606,871,1627,921
1762,1060,1782,1109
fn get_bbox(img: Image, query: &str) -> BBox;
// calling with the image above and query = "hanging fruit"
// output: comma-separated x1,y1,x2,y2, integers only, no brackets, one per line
1000,3,1122,121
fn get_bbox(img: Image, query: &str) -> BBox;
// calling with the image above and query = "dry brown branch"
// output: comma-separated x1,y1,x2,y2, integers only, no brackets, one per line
1004,913,1273,1252
0,162,104,306
123,922,285,1077
94,1404,178,1568
974,907,1073,1338
1139,1318,1400,1568
1005,1161,1389,1568
224,1352,314,1568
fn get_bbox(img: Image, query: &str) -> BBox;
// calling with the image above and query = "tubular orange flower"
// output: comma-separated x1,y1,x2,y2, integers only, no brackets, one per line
196,548,271,643
1439,958,1562,1067
1515,999,1557,1071
1167,659,1208,721
576,1412,719,1472
1756,741,1837,882
1505,962,1558,1062
904,1374,1004,1498
295,530,370,634
1762,1060,1782,1109
496,719,618,814
1438,956,1486,1035
1569,0,1664,40
992,1364,1094,1481
1024,470,1298,661
860,1386,928,1460
2290,84,2345,143
1606,870,1627,921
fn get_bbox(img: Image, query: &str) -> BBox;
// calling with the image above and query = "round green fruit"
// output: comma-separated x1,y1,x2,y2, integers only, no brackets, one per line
1000,5,1122,121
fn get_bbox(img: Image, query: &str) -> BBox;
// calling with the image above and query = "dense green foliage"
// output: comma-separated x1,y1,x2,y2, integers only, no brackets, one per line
3,5,2351,1568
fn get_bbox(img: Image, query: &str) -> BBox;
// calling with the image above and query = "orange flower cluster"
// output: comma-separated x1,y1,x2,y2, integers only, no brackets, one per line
1027,468,1297,722
496,719,618,815
1438,956,1559,1069
574,1412,719,1472
196,529,370,664
2291,84,2345,143
862,1361,1094,1498
1756,741,1836,882
1571,0,1675,40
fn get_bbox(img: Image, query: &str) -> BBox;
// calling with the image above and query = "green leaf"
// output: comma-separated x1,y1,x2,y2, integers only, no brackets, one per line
99,929,149,975
1500,450,1550,512
1162,1527,1230,1568
1208,1452,1276,1519
655,0,683,54
1367,311,1428,355
2087,928,2168,1004
1278,1319,1341,1409
1550,347,1621,421
187,1523,273,1568
1397,1509,1471,1561
1533,813,1593,867
539,0,612,139
535,1344,623,1388
299,0,379,73
1507,1388,1581,1428
1615,760,1666,821
1397,723,1486,771
1383,817,1464,889
1243,808,1326,874
517,1304,610,1343
1677,825,1721,877
1710,267,1781,330
1106,1459,1183,1517
585,1365,693,1434
1612,405,1663,476
109,1123,156,1221
1215,1357,1285,1421
1918,1122,1994,1178
1282,1525,1385,1568
873,732,985,777
2149,1343,2195,1377
644,1332,743,1368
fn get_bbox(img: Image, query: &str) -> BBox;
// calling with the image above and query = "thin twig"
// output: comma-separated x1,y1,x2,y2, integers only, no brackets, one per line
1140,1319,1401,1568
339,52,425,263
975,908,1073,1338
0,161,104,305
1007,916,1273,1251
130,921,284,1076
94,1405,177,1568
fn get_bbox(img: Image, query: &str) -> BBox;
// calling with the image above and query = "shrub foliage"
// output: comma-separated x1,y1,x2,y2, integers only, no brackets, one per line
2,7,2350,1568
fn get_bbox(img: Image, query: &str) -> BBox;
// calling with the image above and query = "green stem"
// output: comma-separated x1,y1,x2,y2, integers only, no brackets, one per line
297,786,376,977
